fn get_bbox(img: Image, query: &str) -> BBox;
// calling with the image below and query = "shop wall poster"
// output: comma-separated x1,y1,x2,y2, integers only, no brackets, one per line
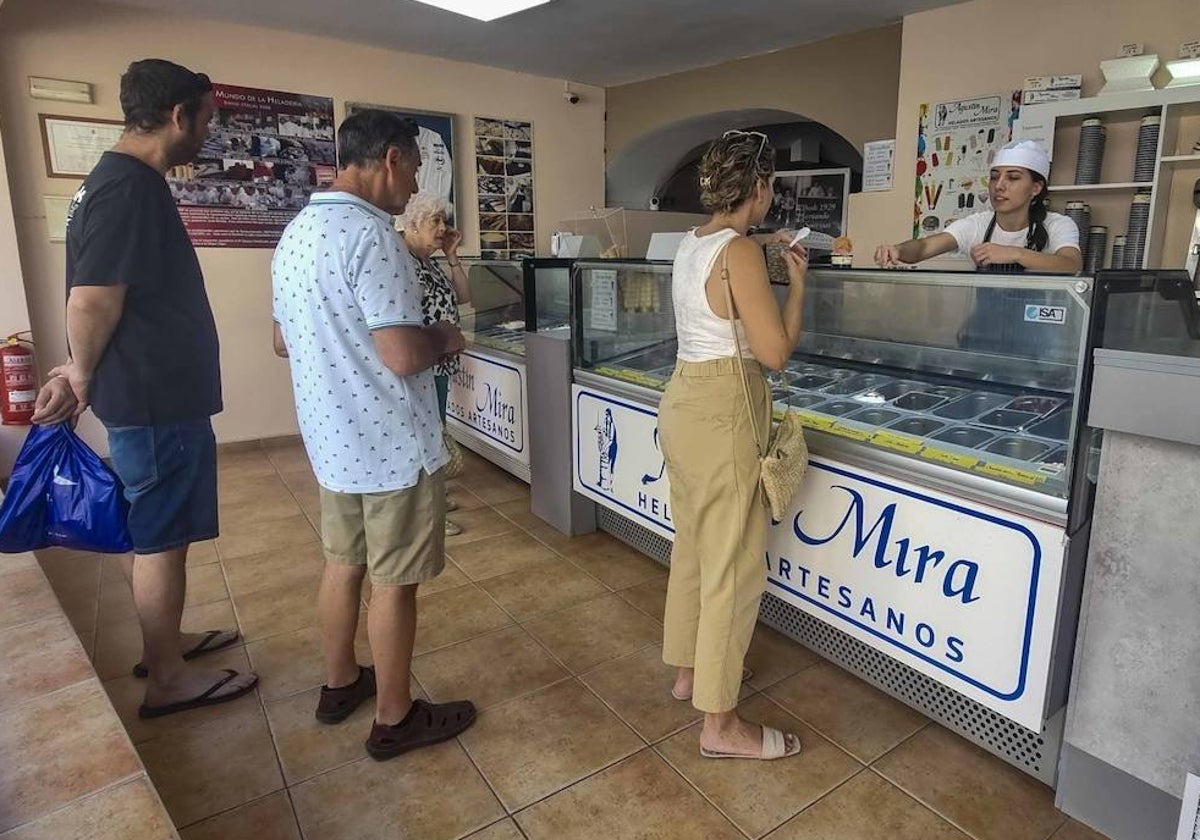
914,91,1021,239
474,117,534,259
346,103,457,224
766,168,850,237
168,84,336,248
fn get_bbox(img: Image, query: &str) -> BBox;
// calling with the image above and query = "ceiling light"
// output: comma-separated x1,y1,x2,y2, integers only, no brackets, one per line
410,0,554,22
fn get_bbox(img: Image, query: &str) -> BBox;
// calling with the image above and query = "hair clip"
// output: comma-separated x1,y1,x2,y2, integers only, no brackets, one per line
699,176,713,189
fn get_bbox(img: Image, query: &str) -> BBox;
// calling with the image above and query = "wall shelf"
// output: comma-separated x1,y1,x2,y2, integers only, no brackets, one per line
1015,87,1200,270
1047,182,1153,192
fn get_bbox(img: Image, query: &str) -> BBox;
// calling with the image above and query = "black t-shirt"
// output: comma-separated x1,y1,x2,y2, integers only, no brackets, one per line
65,152,222,426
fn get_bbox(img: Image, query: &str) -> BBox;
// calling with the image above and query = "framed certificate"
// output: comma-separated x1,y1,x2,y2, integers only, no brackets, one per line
38,114,124,178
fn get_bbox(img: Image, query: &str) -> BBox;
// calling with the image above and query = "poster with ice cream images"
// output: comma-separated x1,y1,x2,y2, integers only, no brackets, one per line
475,117,535,260
913,91,1022,239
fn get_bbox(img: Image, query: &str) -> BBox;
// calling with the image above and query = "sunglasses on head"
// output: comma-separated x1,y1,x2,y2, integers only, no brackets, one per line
723,129,768,169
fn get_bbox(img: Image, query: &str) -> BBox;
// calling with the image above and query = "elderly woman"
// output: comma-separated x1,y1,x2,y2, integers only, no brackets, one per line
397,193,472,536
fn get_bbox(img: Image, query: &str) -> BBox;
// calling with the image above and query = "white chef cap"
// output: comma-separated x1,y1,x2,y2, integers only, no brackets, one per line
991,140,1051,179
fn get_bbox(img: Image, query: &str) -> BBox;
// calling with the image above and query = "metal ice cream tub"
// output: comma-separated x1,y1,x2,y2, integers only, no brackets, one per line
933,392,1010,421
984,436,1053,462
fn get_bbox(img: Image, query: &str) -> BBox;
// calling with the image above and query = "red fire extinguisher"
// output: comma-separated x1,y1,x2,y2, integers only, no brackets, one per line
1,332,37,426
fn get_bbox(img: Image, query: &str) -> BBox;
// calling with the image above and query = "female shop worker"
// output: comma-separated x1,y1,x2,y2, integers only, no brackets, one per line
874,140,1082,274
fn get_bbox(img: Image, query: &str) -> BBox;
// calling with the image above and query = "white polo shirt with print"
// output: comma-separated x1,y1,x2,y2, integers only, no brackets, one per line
271,190,448,494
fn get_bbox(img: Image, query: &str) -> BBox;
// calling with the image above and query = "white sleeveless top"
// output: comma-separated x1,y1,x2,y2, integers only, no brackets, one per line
672,228,753,362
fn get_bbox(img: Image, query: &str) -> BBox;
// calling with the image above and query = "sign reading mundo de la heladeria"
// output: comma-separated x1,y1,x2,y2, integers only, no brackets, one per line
571,384,1066,729
447,351,528,464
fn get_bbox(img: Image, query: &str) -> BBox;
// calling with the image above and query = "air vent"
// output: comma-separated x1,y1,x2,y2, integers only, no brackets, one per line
1177,773,1200,840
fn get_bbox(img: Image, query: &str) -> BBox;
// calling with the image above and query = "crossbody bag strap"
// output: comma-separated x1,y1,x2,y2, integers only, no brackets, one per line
720,243,768,459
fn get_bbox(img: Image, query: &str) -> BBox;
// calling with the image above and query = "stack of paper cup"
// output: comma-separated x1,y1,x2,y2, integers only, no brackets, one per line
1084,226,1107,276
1111,234,1126,270
1133,115,1160,183
1076,118,1106,185
1124,190,1152,268
1065,201,1091,264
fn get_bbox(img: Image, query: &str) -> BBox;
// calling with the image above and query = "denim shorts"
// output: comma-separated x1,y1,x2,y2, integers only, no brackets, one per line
104,418,219,555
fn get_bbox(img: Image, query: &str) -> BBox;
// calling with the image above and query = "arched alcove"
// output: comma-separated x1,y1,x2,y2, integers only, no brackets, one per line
606,109,864,214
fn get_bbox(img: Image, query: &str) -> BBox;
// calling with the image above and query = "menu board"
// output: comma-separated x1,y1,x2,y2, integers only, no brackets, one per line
914,91,1022,238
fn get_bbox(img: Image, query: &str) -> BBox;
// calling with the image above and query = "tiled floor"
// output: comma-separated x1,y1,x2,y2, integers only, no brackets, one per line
34,439,1114,840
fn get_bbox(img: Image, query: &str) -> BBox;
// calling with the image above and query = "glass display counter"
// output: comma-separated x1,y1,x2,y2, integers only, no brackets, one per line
567,259,1146,744
436,257,572,482
573,261,1096,520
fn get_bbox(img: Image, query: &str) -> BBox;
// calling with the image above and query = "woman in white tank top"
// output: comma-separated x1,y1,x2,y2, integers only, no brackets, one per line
658,130,808,761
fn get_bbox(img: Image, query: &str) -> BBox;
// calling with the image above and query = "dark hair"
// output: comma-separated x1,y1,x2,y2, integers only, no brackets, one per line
337,110,419,169
1026,172,1049,252
120,59,212,132
698,131,775,214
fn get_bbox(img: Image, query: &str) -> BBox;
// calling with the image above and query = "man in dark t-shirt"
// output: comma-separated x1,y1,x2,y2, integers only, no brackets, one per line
53,59,256,718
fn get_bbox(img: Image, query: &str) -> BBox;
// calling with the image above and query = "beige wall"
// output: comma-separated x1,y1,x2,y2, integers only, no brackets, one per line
851,0,1200,267
605,24,903,163
0,0,605,458
0,114,34,477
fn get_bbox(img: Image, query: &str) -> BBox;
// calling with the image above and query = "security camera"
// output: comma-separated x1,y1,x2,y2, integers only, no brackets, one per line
648,197,660,211
564,90,580,105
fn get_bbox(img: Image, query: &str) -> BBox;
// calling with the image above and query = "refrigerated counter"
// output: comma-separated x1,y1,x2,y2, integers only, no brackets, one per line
568,261,1159,784
441,258,570,481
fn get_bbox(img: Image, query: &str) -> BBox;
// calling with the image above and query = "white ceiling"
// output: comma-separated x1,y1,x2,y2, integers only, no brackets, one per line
95,0,968,87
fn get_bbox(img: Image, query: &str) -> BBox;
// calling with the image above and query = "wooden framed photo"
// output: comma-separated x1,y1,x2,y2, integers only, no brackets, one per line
38,114,124,178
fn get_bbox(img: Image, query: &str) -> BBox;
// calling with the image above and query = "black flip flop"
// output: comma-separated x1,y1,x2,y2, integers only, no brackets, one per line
138,669,259,719
132,629,240,679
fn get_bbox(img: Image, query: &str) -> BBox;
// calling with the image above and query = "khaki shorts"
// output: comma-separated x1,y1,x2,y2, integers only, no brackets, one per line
319,468,446,586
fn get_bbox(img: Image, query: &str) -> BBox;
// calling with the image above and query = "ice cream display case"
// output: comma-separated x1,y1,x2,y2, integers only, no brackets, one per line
568,259,1142,782
438,258,571,481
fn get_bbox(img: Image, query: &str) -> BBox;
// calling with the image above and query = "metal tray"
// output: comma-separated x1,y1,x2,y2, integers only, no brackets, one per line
793,374,835,391
886,416,947,437
924,385,969,400
1026,411,1071,441
874,381,922,401
812,400,863,417
891,392,948,412
976,409,1040,431
984,436,1053,462
820,373,893,396
845,408,902,427
1003,396,1065,416
788,393,826,410
930,426,996,449
933,392,1010,420
1038,447,1068,467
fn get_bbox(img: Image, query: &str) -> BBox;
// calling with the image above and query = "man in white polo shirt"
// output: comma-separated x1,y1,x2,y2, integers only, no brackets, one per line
272,109,474,761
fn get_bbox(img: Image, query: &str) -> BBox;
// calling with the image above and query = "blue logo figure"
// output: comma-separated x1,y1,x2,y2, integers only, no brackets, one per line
641,428,666,485
595,409,618,492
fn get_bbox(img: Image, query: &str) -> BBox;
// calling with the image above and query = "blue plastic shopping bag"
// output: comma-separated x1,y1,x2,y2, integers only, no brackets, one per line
0,423,132,554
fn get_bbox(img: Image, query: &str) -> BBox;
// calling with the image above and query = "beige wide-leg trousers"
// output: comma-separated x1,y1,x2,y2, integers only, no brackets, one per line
659,356,770,713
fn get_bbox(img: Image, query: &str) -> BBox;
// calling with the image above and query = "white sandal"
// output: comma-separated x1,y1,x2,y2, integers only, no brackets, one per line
700,726,802,761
